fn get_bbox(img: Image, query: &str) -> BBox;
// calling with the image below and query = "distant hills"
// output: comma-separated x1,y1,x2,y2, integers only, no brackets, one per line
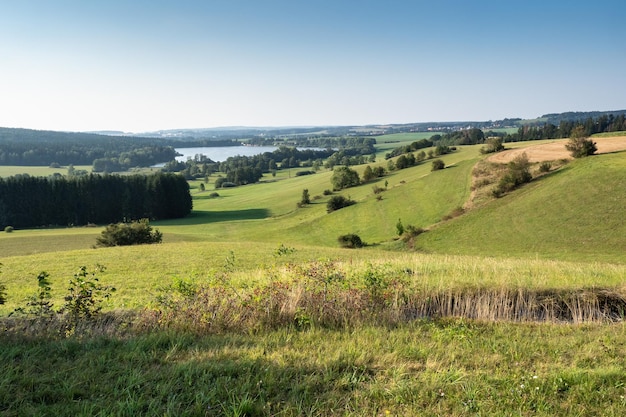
3,109,626,142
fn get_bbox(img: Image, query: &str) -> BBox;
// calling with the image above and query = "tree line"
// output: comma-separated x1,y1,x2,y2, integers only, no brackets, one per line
503,114,626,142
0,127,176,168
0,173,192,229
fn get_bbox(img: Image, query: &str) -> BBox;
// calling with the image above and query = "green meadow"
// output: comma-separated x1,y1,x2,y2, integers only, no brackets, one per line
2,135,626,416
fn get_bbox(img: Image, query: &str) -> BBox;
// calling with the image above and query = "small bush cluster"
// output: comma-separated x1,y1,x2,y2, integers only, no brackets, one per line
337,234,364,248
492,153,532,197
95,219,162,247
295,170,315,176
431,159,445,171
326,195,356,213
4,226,13,233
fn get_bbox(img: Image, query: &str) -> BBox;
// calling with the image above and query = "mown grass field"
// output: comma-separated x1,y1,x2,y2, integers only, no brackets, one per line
2,134,626,416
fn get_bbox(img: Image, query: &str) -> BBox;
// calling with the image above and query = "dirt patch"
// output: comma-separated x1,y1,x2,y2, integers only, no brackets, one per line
487,135,626,164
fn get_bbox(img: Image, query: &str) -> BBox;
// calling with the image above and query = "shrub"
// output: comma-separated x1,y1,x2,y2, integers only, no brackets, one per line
372,185,385,194
337,234,363,248
4,226,14,233
208,192,220,198
295,170,315,177
493,152,532,197
565,126,597,158
565,137,597,158
539,162,552,173
326,195,356,213
0,263,6,305
431,159,445,171
480,137,505,154
323,189,333,196
95,219,163,247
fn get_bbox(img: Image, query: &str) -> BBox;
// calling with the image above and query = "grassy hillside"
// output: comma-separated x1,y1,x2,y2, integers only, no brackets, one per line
2,138,626,417
417,152,626,263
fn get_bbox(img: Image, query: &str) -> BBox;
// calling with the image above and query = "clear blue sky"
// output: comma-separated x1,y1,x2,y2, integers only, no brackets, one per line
1,0,625,132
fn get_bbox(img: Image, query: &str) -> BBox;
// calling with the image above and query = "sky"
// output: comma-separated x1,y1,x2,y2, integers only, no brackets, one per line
1,0,625,133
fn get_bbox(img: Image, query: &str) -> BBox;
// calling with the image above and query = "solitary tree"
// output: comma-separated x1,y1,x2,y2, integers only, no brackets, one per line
301,189,311,205
362,165,375,182
565,126,597,158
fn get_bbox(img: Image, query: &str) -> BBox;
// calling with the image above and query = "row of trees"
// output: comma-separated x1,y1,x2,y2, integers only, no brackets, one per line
504,114,626,142
0,173,192,229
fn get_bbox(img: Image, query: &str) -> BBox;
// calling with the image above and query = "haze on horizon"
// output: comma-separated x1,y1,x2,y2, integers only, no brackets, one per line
1,0,625,133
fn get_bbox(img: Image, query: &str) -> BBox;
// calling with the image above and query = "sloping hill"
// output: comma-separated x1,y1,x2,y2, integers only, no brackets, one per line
416,152,626,263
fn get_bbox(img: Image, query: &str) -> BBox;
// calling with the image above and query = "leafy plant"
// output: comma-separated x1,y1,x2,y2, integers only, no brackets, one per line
11,271,55,319
60,265,115,331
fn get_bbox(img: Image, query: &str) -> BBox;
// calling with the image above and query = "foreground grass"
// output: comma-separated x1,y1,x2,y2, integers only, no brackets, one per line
2,244,625,316
2,321,625,416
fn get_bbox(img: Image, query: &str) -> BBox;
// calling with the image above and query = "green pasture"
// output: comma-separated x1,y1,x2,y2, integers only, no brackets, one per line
417,152,626,263
0,165,92,178
2,140,626,315
2,138,626,417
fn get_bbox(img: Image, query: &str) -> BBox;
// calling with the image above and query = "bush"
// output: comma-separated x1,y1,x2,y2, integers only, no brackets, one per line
337,234,363,248
492,152,532,197
565,137,597,158
326,195,356,213
323,189,333,196
95,219,163,247
565,126,597,158
295,170,315,177
4,226,14,233
539,162,552,173
431,159,445,171
208,192,220,198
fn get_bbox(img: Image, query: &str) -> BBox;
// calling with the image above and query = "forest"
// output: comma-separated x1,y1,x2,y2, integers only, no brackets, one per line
0,128,177,168
0,173,191,229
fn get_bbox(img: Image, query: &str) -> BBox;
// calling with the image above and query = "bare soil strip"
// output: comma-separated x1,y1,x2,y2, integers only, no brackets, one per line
487,136,626,164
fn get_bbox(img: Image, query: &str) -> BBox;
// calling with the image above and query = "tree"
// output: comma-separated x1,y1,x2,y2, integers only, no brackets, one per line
480,137,505,154
331,166,360,190
565,126,597,158
301,189,311,205
362,165,375,182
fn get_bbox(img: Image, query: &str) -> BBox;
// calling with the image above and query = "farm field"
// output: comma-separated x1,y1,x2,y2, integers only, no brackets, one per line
1,133,626,416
